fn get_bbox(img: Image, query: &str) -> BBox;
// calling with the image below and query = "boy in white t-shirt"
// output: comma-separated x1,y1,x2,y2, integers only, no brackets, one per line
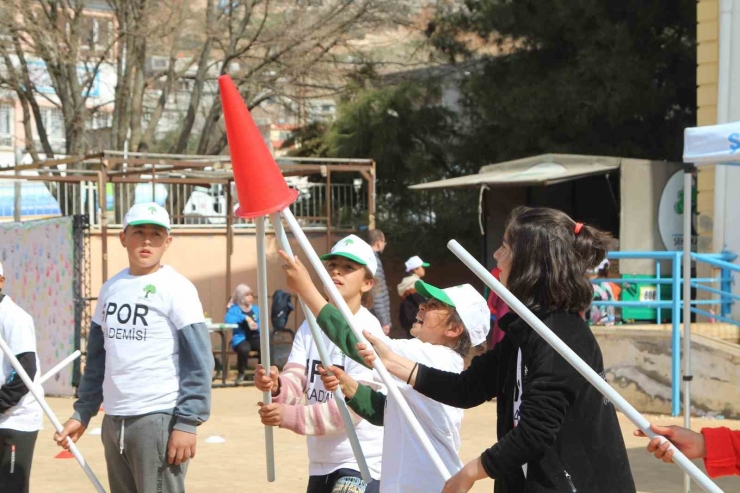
0,260,43,493
255,235,385,493
55,203,214,493
282,252,489,493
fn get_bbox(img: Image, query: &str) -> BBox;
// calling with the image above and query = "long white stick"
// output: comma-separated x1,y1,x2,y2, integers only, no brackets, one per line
682,168,694,493
447,240,723,493
0,336,106,492
281,208,451,480
40,350,81,385
27,350,82,404
271,213,372,483
255,216,276,482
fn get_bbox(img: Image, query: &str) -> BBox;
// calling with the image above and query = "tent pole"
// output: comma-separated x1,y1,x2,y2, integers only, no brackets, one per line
682,163,695,493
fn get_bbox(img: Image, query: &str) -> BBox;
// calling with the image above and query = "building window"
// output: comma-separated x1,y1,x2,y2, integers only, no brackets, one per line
86,111,112,130
0,105,12,147
35,108,65,153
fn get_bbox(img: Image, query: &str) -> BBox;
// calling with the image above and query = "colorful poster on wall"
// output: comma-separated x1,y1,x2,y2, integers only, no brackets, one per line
0,217,76,396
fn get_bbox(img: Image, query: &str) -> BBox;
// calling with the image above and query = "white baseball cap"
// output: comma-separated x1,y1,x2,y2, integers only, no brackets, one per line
123,202,171,231
320,234,378,275
405,255,430,272
415,281,490,346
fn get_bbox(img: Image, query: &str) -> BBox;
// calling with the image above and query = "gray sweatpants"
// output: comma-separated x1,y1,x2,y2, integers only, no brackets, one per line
102,413,188,493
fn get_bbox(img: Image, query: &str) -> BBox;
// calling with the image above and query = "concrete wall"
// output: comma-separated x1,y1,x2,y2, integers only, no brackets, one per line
594,326,740,418
90,229,340,327
619,159,683,274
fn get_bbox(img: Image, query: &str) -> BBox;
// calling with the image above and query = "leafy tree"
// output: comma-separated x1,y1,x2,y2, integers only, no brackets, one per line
429,0,697,163
323,81,482,260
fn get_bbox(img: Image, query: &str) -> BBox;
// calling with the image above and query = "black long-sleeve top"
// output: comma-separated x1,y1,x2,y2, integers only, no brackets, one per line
414,311,636,493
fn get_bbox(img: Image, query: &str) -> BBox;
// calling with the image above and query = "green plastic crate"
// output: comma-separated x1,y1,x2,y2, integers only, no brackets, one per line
621,274,657,321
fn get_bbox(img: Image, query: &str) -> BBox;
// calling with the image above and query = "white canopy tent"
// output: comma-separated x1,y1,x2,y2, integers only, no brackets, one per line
682,121,740,475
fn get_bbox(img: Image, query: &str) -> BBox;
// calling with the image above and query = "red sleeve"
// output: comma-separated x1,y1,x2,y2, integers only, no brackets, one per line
702,427,740,478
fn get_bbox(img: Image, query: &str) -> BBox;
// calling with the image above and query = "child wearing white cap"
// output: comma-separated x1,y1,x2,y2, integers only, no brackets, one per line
255,234,385,493
280,251,489,493
0,260,43,493
397,255,430,338
54,203,214,493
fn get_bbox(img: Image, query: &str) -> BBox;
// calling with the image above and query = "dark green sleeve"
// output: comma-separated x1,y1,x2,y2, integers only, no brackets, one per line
346,383,386,427
315,304,368,368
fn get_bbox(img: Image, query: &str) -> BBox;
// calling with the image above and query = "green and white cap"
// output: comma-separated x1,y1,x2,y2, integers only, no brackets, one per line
405,255,430,272
415,280,490,346
123,202,171,231
320,234,378,275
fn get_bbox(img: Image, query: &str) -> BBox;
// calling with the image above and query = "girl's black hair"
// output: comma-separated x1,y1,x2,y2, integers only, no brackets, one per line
505,206,616,313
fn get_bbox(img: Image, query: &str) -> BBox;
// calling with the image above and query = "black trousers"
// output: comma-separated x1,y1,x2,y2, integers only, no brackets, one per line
234,334,261,374
306,468,379,493
0,428,39,493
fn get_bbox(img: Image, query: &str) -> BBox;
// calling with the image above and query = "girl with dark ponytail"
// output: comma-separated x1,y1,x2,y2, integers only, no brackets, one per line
357,206,636,493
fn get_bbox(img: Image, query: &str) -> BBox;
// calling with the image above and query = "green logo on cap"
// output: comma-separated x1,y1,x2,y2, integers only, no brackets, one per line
343,238,354,245
148,206,157,214
143,284,157,299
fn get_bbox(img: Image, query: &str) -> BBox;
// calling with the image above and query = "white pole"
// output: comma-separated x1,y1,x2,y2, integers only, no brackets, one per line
0,337,106,492
281,208,451,480
255,216,276,482
40,350,81,385
27,351,82,404
447,240,723,493
270,213,372,483
682,167,695,493
714,0,733,254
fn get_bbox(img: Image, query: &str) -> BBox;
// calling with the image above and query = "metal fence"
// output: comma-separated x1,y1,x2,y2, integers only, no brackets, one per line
0,178,368,231
591,250,739,416
72,214,91,388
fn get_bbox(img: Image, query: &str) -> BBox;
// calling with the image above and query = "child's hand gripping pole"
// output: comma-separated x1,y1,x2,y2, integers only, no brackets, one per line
270,213,373,483
255,217,276,482
447,240,723,493
0,336,106,492
280,208,452,480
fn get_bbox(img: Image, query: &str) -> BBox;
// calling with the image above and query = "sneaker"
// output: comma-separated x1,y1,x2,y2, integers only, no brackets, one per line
235,373,245,385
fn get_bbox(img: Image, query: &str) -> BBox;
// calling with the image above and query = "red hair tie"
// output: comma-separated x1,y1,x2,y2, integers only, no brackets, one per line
574,222,584,235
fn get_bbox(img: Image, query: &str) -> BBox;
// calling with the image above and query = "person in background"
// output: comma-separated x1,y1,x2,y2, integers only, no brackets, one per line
225,284,261,385
586,258,621,326
486,267,509,350
367,229,391,335
0,260,43,493
397,255,430,338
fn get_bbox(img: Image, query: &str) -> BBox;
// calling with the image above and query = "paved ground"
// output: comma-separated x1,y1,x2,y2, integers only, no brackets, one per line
29,387,739,492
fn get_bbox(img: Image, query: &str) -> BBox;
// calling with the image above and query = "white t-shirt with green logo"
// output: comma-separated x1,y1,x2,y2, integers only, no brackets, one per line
92,266,205,416
287,306,385,480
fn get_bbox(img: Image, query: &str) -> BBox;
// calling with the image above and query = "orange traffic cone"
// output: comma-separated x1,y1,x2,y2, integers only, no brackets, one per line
218,75,298,218
55,450,74,459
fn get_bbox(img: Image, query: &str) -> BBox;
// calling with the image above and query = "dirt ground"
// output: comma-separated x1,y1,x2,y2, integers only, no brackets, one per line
29,387,739,492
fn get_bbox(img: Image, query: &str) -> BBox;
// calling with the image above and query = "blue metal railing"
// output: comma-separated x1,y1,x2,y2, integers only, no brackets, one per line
590,250,737,416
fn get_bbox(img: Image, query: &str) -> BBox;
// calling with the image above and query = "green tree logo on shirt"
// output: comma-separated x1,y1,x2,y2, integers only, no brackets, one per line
143,284,157,299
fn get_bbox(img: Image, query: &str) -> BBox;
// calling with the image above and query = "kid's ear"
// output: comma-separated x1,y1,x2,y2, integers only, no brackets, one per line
446,321,464,338
361,277,374,293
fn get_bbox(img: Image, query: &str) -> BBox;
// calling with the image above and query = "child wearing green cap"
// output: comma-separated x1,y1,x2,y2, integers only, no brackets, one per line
255,234,385,493
278,249,489,493
54,203,214,493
